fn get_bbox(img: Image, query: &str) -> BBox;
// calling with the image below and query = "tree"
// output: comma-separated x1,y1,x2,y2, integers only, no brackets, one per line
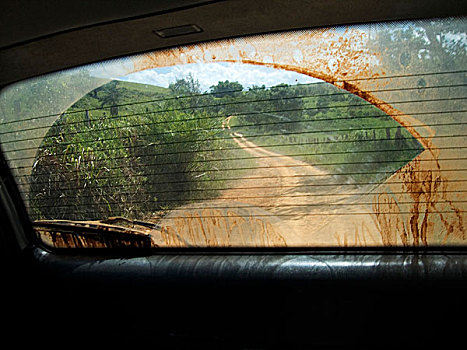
169,73,201,95
267,83,305,130
370,19,466,124
168,73,202,114
239,84,305,132
210,80,243,98
371,19,466,73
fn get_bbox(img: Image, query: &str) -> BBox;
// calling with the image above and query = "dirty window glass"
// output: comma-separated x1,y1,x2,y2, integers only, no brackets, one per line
0,18,465,248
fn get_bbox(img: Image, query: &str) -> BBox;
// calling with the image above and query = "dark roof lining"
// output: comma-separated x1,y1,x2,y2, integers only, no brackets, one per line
0,0,219,49
1,0,466,86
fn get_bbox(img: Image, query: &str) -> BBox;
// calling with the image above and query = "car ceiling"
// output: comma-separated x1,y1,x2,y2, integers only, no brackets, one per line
0,0,465,87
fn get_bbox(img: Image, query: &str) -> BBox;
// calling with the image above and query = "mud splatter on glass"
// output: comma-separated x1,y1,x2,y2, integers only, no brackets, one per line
1,18,465,248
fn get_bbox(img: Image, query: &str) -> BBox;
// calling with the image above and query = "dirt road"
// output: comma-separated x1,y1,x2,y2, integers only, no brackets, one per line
152,125,382,247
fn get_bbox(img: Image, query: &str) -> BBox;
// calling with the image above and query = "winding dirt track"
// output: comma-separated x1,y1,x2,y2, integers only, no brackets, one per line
223,133,381,245
220,132,334,234
152,124,382,247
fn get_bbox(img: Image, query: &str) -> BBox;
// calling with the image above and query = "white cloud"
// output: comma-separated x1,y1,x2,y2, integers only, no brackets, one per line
116,62,320,91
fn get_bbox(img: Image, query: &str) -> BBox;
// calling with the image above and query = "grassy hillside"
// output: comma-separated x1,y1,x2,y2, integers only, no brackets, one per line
29,80,234,220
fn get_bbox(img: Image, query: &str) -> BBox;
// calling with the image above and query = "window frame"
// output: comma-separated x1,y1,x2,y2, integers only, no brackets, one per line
1,0,467,282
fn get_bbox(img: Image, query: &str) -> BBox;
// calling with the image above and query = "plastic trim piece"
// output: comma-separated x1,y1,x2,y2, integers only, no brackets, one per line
32,247,467,283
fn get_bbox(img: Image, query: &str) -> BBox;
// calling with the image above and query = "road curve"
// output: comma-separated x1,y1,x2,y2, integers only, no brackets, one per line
152,123,382,247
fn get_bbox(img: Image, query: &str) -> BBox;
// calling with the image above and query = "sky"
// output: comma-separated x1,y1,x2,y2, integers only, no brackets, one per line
116,62,320,91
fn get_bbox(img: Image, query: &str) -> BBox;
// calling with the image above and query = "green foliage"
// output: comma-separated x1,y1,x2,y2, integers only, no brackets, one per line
227,82,423,183
210,80,243,98
29,79,229,220
371,19,466,73
169,73,201,95
29,77,424,220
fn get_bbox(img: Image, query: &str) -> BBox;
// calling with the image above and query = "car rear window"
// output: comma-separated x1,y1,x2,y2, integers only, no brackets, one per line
0,18,465,248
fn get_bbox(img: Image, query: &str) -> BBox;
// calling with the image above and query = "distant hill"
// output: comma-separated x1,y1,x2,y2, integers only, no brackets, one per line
114,80,171,96
69,79,170,112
